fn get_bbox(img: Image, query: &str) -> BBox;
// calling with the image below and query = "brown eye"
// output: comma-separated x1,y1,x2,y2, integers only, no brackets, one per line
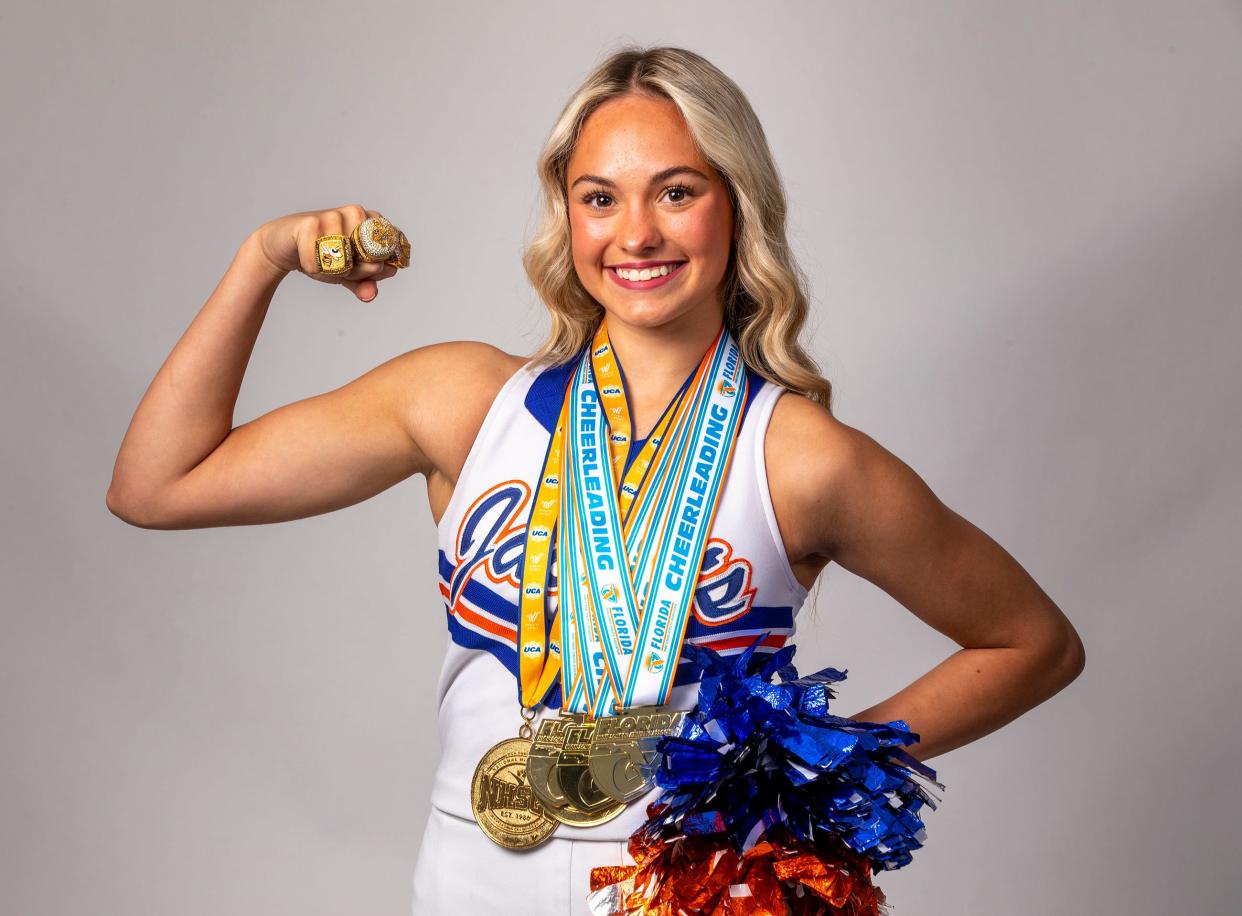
664,184,695,205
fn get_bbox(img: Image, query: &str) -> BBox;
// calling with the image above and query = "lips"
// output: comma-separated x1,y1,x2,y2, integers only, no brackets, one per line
606,261,687,290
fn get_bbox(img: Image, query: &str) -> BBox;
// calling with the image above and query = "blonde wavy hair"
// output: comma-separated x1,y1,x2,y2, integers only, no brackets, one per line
521,44,833,413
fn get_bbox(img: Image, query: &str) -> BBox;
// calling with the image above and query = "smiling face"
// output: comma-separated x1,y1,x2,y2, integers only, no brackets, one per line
565,92,735,333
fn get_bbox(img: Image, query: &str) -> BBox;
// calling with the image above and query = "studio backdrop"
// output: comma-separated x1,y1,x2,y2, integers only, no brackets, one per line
3,2,1240,915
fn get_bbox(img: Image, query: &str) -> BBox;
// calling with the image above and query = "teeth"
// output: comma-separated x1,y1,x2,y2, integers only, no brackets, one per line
616,264,677,281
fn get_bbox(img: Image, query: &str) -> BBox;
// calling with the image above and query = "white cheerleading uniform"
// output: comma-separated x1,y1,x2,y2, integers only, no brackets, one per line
410,353,809,915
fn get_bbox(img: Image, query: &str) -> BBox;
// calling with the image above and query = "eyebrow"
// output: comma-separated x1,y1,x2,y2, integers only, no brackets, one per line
569,165,711,190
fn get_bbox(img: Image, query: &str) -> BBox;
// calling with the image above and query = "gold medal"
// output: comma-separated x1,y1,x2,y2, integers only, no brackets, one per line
589,705,687,804
550,718,626,826
469,709,557,850
525,714,577,812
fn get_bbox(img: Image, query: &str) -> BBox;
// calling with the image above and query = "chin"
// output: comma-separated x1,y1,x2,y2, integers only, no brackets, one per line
601,298,693,329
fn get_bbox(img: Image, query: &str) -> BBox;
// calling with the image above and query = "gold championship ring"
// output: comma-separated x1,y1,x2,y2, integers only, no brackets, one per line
386,229,411,269
314,235,353,275
350,216,402,263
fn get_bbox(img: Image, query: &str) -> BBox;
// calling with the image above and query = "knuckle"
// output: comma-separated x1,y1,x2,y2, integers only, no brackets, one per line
298,245,319,275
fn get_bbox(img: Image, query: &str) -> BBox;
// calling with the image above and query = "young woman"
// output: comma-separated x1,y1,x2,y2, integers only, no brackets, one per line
107,45,1085,916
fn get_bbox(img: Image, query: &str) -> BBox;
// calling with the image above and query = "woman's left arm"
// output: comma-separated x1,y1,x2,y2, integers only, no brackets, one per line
768,395,1087,762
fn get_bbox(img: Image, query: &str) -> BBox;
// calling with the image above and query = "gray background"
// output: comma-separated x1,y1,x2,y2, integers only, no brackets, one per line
3,1,1240,913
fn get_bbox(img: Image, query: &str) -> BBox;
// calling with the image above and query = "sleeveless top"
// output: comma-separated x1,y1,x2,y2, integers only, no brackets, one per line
427,354,810,840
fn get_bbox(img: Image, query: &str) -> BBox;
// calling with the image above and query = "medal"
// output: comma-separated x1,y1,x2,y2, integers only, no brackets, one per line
525,714,577,812
469,707,557,850
529,713,628,825
548,717,626,826
588,705,687,803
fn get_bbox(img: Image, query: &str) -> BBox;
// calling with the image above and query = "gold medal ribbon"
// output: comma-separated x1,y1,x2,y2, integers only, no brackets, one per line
517,317,735,712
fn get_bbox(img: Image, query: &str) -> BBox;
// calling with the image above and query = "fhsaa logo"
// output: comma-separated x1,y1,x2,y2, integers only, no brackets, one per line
717,380,737,397
645,653,666,673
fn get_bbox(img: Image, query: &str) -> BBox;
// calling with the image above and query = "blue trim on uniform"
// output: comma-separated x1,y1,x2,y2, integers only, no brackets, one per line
623,435,647,476
683,603,793,639
440,550,522,626
445,609,518,677
525,356,579,435
742,364,764,414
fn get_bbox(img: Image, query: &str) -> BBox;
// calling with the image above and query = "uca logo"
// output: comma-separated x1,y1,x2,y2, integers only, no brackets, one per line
451,481,557,607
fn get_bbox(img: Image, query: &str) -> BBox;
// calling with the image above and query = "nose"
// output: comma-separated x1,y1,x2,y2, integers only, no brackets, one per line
618,201,663,253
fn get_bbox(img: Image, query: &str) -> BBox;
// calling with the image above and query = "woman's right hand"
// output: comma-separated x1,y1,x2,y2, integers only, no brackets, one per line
252,204,402,301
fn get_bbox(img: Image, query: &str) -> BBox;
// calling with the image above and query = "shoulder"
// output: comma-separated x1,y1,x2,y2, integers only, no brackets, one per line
764,389,872,503
388,339,529,412
393,339,528,386
763,388,926,564
385,340,530,480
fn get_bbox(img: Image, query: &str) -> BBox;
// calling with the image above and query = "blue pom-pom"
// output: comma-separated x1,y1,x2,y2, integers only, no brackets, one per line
638,636,946,872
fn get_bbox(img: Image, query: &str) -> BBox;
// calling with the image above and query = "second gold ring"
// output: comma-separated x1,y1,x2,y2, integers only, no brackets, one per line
351,216,401,263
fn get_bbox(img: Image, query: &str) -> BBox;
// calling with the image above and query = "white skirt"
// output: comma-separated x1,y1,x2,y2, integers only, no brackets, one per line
410,805,637,915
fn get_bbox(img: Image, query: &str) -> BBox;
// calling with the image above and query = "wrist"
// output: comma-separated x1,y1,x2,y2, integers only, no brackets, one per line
237,229,291,286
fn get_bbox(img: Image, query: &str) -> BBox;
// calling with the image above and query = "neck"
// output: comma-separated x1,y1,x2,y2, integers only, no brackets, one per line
602,304,726,398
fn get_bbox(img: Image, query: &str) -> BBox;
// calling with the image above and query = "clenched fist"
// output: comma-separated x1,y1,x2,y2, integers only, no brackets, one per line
252,204,403,301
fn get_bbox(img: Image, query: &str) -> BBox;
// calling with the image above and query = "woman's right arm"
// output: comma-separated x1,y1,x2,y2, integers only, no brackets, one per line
104,205,516,530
